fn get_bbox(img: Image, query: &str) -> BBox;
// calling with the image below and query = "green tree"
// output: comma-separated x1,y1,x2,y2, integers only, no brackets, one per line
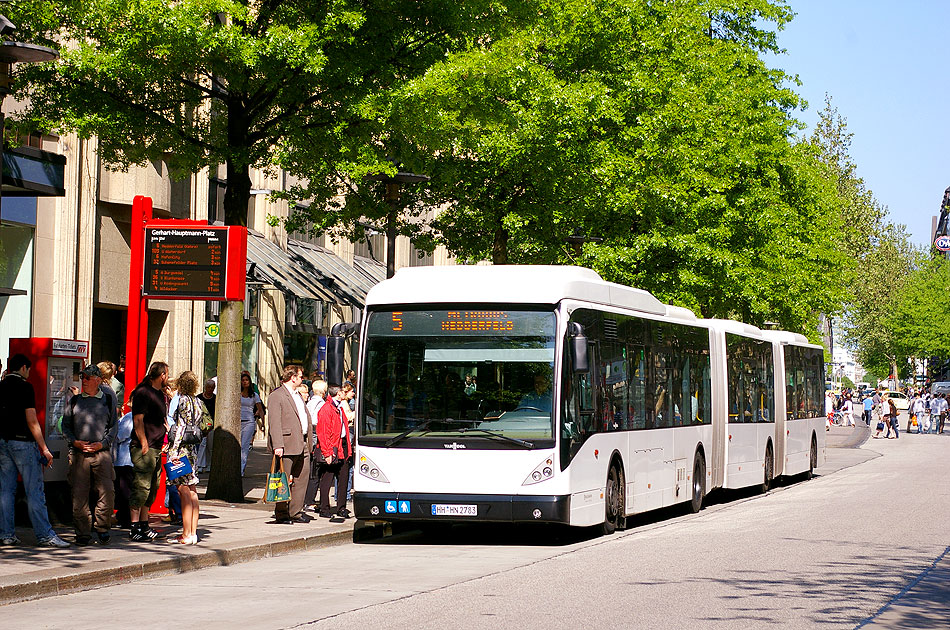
9,0,521,501
370,0,847,334
889,257,950,362
811,98,925,383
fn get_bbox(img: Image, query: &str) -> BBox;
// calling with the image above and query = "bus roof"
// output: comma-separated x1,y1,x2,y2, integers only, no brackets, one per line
366,265,674,316
761,330,823,350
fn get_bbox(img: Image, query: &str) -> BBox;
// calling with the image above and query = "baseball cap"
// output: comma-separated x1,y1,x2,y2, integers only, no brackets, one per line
80,364,102,378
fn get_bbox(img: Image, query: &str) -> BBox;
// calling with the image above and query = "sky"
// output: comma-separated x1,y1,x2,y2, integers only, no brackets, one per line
767,1,949,247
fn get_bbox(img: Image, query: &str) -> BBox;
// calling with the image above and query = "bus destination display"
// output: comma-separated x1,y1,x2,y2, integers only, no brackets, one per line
370,309,554,337
144,228,228,298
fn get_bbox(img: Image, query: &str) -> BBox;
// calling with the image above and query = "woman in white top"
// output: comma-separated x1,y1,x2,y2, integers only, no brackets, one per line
841,394,855,427
240,371,264,476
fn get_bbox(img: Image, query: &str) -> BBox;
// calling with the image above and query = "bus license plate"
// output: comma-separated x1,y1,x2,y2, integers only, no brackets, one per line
432,504,477,517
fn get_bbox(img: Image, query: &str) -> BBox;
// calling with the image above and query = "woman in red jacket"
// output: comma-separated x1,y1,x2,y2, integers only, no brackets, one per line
316,385,352,519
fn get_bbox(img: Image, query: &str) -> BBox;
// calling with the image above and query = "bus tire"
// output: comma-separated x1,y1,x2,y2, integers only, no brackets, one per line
806,435,817,480
690,453,705,513
761,442,774,493
602,462,624,535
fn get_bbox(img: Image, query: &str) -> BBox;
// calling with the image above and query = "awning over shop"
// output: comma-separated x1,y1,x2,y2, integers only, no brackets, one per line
353,255,387,288
287,239,385,308
245,232,338,302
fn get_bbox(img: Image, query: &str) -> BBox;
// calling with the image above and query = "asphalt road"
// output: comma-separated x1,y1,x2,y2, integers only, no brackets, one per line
6,435,950,629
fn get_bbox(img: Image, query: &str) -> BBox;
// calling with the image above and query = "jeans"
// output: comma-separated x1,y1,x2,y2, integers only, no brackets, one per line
240,421,256,476
890,416,900,438
0,439,55,540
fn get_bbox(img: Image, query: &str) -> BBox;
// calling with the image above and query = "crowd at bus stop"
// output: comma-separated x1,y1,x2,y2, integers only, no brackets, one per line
0,350,357,549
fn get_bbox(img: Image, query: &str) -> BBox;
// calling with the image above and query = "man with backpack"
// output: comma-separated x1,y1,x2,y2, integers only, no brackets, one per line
62,364,118,545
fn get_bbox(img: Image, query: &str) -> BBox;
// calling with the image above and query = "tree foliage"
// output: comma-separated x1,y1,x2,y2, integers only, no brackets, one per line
7,0,526,500
365,0,848,335
811,98,926,380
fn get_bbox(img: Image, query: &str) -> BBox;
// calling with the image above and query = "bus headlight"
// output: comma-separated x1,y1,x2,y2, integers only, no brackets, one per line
522,455,555,486
357,454,390,483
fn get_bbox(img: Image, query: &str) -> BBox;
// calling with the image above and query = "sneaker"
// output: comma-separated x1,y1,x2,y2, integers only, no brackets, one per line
130,526,164,542
0,535,21,545
95,531,111,545
74,534,92,546
37,534,71,548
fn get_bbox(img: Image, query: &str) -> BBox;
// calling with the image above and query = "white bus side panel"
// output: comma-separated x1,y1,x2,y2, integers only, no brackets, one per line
724,423,773,489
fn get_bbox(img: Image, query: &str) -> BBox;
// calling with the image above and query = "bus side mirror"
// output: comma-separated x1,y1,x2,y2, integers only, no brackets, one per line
570,323,588,373
327,336,346,386
327,322,360,386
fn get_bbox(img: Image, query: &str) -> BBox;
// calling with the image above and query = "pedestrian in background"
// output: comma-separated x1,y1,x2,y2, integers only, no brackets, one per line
931,393,948,434
97,361,123,413
240,371,264,476
0,354,70,548
129,361,169,542
112,404,134,529
166,371,203,544
62,364,118,545
266,365,312,524
304,379,328,512
887,398,900,439
195,378,216,473
317,384,352,520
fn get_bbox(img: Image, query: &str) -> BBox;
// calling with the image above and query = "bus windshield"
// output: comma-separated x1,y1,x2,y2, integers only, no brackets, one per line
360,309,556,448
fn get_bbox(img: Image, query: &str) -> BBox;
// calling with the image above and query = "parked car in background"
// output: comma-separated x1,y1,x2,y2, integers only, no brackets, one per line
882,391,909,411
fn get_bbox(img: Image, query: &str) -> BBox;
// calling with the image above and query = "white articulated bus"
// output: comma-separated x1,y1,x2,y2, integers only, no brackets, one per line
343,266,825,533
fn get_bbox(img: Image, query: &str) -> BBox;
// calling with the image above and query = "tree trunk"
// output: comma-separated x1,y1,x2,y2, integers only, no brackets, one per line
492,225,509,265
205,299,246,502
205,156,252,502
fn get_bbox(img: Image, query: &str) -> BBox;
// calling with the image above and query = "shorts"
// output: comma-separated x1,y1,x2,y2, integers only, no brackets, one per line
129,446,163,509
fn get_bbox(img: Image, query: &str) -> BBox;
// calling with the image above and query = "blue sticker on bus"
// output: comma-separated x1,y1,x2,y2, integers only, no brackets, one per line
384,500,397,513
399,501,411,513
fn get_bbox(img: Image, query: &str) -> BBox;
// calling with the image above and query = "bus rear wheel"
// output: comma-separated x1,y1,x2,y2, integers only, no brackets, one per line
690,454,705,513
761,443,774,493
602,463,624,535
806,436,817,480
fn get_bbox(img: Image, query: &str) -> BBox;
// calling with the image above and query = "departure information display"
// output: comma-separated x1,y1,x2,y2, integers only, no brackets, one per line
143,228,228,298
369,309,554,337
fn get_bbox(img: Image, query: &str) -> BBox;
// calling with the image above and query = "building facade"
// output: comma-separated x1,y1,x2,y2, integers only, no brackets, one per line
0,129,454,426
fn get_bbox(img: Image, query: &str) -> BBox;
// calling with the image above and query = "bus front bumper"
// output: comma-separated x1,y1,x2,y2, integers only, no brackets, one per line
353,492,571,524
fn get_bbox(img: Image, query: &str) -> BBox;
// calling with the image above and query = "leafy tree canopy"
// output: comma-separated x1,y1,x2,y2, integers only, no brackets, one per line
344,0,850,336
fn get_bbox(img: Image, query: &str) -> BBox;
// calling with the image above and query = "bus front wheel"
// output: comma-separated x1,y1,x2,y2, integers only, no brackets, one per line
602,463,625,535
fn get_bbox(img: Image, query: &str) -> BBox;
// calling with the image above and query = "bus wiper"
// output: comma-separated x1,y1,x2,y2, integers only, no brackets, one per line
384,419,436,447
456,427,534,449
383,418,469,447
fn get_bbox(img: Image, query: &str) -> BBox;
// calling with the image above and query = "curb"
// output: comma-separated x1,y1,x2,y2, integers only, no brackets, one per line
0,528,353,606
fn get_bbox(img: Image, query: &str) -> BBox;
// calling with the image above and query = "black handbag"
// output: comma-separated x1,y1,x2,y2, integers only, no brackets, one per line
176,398,203,445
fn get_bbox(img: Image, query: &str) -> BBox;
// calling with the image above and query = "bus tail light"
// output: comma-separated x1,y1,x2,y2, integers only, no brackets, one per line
358,454,390,483
522,455,555,486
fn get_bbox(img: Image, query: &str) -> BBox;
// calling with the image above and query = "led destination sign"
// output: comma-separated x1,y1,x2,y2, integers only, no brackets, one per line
143,228,228,298
369,309,554,337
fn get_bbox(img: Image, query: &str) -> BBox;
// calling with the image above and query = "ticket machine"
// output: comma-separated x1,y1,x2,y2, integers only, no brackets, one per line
8,337,89,482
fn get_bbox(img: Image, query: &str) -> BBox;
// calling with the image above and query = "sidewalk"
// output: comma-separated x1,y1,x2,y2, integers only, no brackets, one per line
0,439,356,605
